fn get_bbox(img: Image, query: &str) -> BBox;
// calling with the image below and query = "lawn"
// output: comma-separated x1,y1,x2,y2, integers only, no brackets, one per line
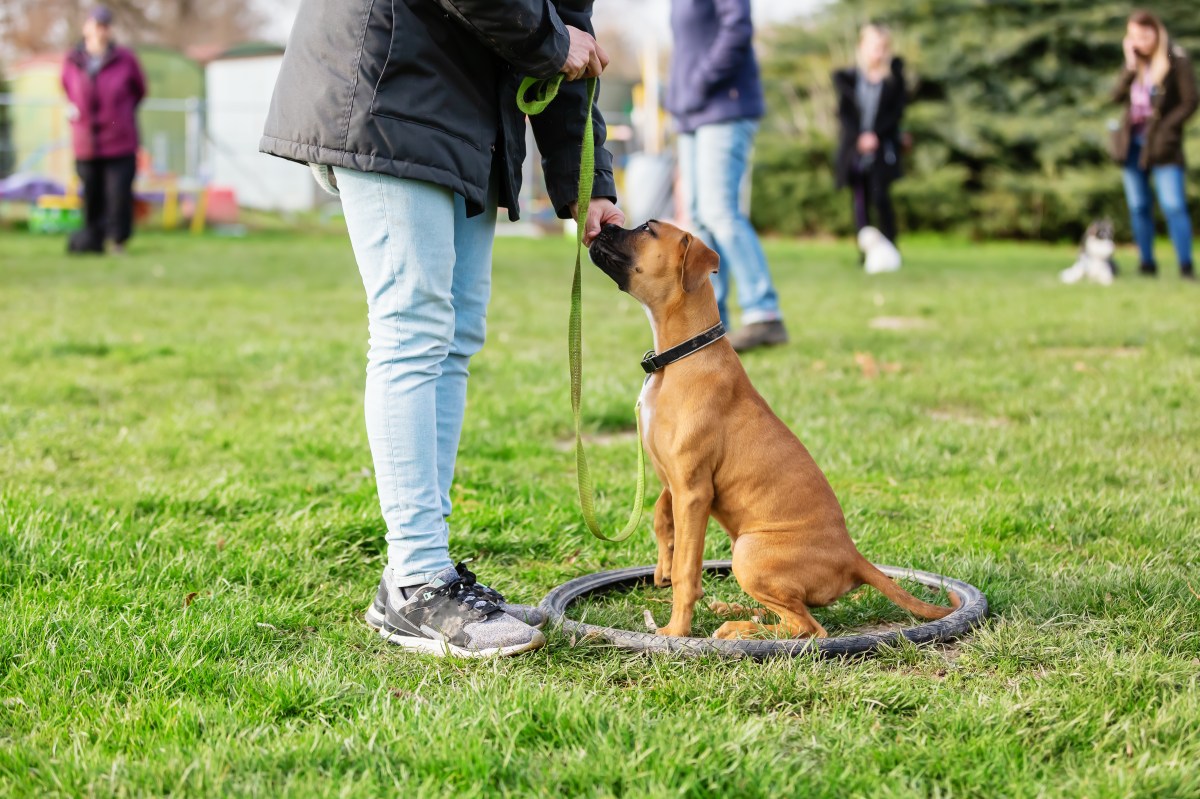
1,228,1198,798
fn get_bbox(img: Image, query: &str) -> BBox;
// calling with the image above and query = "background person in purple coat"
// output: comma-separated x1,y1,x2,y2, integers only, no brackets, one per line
60,6,146,254
668,0,787,353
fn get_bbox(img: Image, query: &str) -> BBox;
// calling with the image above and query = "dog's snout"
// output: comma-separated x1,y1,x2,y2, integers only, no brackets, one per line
594,223,622,246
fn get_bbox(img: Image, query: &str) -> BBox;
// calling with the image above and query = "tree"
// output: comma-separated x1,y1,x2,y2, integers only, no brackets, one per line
0,0,265,61
751,1,1200,239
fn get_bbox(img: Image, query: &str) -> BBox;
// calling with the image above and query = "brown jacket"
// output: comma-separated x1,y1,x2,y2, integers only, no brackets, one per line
1111,43,1199,168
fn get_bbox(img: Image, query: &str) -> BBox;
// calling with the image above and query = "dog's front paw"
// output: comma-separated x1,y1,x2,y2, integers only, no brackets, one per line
653,566,672,587
656,624,690,637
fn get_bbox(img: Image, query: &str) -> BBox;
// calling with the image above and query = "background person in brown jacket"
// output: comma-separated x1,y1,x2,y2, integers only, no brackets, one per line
1111,10,1198,278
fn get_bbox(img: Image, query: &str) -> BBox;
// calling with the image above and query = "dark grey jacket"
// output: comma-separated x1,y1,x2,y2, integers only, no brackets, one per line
260,0,616,221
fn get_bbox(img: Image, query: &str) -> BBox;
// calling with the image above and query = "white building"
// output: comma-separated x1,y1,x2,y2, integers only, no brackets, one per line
205,44,322,212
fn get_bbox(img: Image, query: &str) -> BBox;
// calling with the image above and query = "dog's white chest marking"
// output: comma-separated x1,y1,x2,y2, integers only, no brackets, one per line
638,302,660,442
638,374,656,440
642,305,660,352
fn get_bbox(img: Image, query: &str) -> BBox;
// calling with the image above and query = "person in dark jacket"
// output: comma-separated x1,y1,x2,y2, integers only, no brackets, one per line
261,0,622,658
60,6,146,254
1111,10,1197,278
667,0,788,353
833,24,906,247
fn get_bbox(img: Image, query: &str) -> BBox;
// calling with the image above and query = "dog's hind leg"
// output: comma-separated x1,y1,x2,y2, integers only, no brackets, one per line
715,533,831,640
712,605,827,640
708,601,767,618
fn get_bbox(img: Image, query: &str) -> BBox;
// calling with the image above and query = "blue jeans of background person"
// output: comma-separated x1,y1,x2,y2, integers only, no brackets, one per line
678,119,782,328
1122,135,1194,269
336,168,496,586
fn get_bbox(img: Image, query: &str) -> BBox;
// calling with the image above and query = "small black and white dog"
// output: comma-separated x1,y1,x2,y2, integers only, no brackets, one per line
1060,220,1118,286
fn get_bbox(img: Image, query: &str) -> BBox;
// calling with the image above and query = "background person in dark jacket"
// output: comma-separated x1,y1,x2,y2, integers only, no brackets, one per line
667,0,788,353
1111,10,1198,279
261,0,621,658
60,6,146,254
834,24,906,248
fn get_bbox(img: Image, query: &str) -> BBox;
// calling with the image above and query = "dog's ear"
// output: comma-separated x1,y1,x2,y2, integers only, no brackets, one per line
680,235,719,293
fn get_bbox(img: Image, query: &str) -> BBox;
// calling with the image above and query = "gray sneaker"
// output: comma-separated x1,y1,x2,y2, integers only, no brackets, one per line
728,320,789,353
364,566,545,658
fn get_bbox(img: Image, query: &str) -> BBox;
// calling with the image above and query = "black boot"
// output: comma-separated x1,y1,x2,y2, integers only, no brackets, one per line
1182,263,1195,281
1138,262,1158,277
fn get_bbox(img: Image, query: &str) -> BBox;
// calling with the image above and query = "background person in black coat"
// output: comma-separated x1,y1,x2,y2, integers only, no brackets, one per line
833,24,906,245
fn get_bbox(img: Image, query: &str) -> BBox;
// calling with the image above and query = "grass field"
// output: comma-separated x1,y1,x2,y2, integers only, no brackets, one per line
2,229,1198,797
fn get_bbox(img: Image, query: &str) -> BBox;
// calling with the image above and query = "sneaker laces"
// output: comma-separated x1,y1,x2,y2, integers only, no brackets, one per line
431,565,499,614
454,561,506,605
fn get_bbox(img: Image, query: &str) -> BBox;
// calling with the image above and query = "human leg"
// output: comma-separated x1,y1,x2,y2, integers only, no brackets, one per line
436,191,497,520
1121,138,1157,271
336,168,457,587
73,158,106,252
103,154,138,246
870,170,898,244
678,131,729,326
1151,164,1194,275
851,171,872,233
694,119,782,326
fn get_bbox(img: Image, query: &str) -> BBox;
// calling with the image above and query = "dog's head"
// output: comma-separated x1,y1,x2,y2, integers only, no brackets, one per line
857,225,885,251
1086,219,1115,241
1084,218,1116,259
588,220,719,308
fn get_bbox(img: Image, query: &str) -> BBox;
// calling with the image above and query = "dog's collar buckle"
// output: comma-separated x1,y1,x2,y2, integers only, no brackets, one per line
640,322,726,374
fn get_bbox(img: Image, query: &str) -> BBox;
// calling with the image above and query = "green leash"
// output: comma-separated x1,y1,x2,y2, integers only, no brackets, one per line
517,74,646,543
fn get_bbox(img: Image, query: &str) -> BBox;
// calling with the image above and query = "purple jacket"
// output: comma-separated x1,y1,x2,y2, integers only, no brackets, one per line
666,0,765,134
61,43,147,160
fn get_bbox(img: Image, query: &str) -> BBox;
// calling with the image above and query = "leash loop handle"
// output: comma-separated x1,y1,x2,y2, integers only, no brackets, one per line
519,74,646,543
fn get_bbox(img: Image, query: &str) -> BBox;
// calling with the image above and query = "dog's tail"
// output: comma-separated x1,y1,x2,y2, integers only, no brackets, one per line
854,558,960,620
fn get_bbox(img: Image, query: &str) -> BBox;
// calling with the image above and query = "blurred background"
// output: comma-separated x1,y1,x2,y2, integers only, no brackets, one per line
1,0,1197,241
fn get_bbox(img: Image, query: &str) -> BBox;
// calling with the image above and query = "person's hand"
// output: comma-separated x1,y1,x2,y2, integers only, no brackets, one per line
1123,36,1138,70
857,132,879,154
562,26,609,81
571,199,625,246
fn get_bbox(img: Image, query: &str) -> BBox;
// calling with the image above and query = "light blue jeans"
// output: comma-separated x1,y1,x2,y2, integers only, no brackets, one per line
1122,135,1194,268
677,119,782,327
336,168,496,587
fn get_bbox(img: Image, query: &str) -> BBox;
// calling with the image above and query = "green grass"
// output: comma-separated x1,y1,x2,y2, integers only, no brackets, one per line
1,228,1198,798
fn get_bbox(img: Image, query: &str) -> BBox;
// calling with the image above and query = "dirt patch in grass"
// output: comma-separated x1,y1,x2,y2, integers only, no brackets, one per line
553,429,640,452
869,316,936,331
1040,346,1143,358
929,407,1010,427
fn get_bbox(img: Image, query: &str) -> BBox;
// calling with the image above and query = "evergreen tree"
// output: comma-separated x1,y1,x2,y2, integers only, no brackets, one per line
752,0,1200,239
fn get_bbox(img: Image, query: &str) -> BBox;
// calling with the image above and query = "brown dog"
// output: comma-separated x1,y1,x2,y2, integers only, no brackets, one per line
588,220,957,639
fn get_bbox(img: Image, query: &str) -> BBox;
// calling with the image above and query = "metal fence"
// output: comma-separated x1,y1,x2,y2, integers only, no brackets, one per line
0,94,204,184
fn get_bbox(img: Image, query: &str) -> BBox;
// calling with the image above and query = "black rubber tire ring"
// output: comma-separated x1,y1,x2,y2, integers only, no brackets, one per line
539,560,988,660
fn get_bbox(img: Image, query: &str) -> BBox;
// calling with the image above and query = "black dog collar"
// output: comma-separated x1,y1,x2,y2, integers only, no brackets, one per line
640,322,726,374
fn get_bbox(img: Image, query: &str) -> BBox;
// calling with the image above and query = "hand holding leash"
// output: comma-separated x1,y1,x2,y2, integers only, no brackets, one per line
571,198,624,246
563,27,609,81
